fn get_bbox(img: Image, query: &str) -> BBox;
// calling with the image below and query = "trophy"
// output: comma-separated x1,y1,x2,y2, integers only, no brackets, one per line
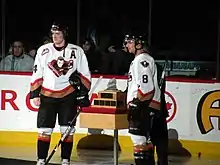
92,78,127,110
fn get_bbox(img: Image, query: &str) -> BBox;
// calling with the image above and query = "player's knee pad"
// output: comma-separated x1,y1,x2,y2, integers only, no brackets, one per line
60,126,75,142
60,126,75,135
131,134,154,164
130,134,147,146
38,128,53,142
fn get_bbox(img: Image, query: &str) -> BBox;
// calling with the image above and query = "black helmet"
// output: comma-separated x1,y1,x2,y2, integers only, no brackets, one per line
50,20,68,38
124,32,146,45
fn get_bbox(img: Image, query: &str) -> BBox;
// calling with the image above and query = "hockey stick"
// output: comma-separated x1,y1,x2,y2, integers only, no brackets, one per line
45,76,103,164
147,60,168,142
159,60,168,90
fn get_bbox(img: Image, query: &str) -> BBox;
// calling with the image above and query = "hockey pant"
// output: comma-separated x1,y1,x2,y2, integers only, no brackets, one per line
37,93,77,160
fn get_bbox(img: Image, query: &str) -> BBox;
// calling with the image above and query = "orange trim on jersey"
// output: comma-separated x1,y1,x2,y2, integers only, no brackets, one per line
40,85,75,98
134,143,154,152
149,100,160,110
30,78,43,91
137,89,154,101
79,73,91,90
38,134,51,142
63,135,73,142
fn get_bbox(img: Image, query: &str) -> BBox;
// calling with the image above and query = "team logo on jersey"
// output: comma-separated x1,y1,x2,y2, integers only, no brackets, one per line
48,56,73,77
140,60,149,68
41,48,49,55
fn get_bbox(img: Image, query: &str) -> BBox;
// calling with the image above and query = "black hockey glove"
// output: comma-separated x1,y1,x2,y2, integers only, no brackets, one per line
69,72,81,91
127,98,142,121
128,98,154,136
76,91,90,107
128,98,148,135
69,71,90,107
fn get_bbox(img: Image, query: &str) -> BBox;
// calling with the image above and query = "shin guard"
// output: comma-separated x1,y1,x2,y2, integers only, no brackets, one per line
134,143,155,165
61,135,73,160
37,134,51,159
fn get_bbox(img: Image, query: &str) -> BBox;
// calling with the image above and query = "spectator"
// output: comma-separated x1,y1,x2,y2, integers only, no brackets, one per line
29,49,37,59
100,44,134,75
0,40,34,72
82,38,102,73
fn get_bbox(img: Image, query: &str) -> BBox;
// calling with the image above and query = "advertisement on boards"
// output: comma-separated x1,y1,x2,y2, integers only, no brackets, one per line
190,83,220,142
0,73,220,142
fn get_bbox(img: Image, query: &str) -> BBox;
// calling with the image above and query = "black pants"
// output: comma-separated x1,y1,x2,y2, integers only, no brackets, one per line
37,92,77,128
151,116,168,165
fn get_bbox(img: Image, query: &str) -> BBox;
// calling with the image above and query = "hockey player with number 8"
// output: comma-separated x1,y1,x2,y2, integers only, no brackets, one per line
125,32,161,165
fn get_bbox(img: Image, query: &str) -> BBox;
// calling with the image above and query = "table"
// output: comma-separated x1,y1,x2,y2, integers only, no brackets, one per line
79,112,128,165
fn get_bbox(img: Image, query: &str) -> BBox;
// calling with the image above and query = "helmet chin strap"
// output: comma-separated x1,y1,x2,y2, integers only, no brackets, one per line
134,42,143,55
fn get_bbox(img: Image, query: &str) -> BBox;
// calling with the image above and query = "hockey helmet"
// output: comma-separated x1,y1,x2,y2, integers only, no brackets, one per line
50,20,68,38
124,32,146,46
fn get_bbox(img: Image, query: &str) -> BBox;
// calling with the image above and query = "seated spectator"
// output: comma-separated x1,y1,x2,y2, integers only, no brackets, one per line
82,38,102,73
0,40,34,72
29,49,37,59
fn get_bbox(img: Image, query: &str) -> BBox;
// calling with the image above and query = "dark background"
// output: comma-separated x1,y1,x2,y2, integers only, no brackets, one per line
1,0,219,61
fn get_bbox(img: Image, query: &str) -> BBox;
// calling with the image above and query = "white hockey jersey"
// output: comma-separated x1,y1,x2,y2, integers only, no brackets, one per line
30,43,91,99
127,53,161,110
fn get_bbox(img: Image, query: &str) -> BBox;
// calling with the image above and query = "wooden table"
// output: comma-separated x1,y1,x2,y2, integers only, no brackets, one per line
79,110,128,165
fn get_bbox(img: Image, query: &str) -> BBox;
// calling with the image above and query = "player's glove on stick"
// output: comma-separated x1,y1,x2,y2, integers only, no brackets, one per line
69,72,81,90
127,98,153,136
76,91,90,107
127,98,142,121
69,71,90,107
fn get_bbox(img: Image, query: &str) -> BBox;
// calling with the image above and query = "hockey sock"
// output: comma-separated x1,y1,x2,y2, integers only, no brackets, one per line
61,135,73,160
134,144,155,165
135,159,148,165
135,158,155,165
37,134,51,159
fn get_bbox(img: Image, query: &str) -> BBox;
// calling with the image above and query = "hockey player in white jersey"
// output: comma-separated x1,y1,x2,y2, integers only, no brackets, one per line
125,33,161,165
30,21,91,165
